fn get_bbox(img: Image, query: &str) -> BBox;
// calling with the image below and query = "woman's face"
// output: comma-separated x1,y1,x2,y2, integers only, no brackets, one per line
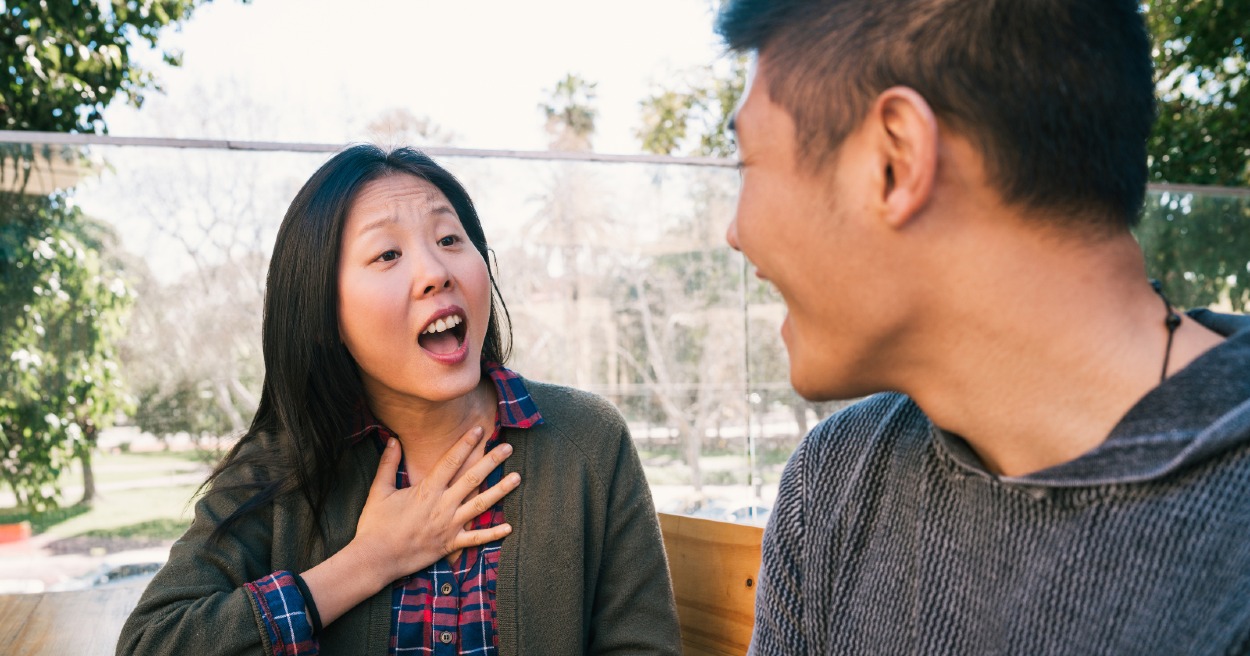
337,173,492,406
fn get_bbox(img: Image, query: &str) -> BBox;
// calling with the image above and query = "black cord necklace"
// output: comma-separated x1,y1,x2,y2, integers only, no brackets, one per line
1150,279,1182,383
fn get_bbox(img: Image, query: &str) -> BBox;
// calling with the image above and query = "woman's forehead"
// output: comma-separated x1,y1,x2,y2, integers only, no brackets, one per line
346,174,459,234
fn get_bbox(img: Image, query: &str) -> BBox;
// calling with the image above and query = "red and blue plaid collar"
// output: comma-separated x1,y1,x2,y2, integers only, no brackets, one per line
347,362,543,444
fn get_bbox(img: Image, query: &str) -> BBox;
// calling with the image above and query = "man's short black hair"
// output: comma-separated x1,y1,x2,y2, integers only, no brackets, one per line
717,0,1156,230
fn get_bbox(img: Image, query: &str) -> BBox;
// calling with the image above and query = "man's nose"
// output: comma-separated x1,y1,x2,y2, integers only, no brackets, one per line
726,218,742,252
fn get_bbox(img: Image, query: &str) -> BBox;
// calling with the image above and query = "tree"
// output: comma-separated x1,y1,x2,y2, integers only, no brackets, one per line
89,82,290,457
1,0,210,181
1146,0,1250,188
1,0,231,508
123,254,264,458
0,193,129,509
637,55,747,158
540,73,598,152
1140,0,1250,310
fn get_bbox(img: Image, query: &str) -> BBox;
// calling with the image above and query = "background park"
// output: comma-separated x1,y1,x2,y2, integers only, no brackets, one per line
1,0,1248,603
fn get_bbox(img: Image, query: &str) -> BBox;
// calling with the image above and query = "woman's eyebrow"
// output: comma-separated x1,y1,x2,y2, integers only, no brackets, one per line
354,213,398,238
429,204,457,219
353,202,458,238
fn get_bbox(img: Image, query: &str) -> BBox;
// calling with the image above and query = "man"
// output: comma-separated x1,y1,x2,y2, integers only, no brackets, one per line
718,0,1250,653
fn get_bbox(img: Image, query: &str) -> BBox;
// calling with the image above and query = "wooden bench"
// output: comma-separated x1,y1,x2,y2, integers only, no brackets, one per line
659,512,765,656
1,514,765,655
0,584,143,655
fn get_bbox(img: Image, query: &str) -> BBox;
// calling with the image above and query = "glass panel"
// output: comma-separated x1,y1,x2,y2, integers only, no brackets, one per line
63,145,760,520
1137,188,1250,313
5,139,1248,538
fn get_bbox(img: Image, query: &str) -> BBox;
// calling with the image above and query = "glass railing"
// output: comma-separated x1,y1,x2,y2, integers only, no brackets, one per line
3,138,1249,531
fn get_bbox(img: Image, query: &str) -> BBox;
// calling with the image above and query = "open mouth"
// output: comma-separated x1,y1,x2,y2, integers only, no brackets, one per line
417,312,468,356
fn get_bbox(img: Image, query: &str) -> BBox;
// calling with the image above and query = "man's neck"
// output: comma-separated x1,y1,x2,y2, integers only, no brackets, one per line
898,224,1225,477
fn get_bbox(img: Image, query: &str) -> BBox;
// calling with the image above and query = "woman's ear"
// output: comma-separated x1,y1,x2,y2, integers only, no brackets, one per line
869,86,938,229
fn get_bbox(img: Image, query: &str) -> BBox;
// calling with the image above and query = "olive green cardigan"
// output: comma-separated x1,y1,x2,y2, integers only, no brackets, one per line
118,381,682,655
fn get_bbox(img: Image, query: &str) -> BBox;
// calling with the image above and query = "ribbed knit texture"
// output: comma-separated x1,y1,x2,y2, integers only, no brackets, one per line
751,311,1250,655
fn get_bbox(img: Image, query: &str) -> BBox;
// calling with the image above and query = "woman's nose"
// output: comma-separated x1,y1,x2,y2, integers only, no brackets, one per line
421,278,451,296
413,249,453,297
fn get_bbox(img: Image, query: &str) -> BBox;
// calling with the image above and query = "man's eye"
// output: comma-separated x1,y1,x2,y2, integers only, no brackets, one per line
378,250,400,262
438,235,459,247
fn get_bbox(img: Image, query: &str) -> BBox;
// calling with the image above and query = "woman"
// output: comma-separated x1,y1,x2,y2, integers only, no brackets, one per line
119,145,681,655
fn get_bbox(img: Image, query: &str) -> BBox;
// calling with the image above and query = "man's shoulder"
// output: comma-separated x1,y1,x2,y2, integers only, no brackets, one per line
806,392,933,455
785,393,936,509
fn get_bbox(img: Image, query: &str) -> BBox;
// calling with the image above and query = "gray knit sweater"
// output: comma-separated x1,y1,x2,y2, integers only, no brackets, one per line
750,310,1250,655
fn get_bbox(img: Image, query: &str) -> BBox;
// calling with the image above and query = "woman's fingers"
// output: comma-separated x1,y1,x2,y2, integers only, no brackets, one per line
453,472,521,526
451,441,513,499
431,426,486,487
450,433,490,484
452,523,514,551
369,437,401,497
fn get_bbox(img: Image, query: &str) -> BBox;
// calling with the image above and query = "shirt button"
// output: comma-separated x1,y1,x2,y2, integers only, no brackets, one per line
440,631,454,644
440,582,453,595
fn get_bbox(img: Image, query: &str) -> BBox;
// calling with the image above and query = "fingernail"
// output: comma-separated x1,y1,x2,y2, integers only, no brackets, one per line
388,438,397,449
499,443,513,455
502,524,513,534
475,426,485,437
508,472,521,484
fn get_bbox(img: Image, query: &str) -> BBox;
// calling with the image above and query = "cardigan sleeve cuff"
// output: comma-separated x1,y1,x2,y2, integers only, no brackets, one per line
244,571,321,656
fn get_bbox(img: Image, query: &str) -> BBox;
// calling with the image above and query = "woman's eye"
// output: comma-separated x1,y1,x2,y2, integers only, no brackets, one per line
377,249,400,262
438,235,459,247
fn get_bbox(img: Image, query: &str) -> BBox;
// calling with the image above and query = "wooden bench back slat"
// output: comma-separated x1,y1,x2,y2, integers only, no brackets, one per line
0,585,143,655
1,513,765,655
658,512,764,656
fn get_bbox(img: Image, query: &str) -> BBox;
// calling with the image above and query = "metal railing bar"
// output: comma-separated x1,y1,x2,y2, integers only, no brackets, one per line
0,131,737,168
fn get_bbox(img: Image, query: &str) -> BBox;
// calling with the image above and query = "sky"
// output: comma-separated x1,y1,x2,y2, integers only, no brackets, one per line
106,0,731,154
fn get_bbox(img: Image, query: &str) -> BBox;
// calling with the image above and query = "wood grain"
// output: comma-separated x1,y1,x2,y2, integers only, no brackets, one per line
658,513,764,656
2,514,764,655
0,585,143,656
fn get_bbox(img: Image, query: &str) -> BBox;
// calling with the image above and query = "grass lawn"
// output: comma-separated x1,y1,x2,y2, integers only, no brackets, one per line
0,449,211,547
70,450,216,486
37,484,201,541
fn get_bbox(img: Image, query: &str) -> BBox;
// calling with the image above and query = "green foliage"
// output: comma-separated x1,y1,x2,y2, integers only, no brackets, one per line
1,0,233,510
1141,1,1250,308
0,192,131,509
2,0,202,134
1145,0,1250,186
131,380,231,441
540,73,599,151
636,55,748,158
1137,192,1250,311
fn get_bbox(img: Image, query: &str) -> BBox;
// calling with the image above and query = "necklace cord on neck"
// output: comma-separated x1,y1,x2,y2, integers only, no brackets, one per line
1150,279,1182,383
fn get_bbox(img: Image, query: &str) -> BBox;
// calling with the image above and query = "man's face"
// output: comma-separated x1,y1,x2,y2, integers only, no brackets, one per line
726,57,906,400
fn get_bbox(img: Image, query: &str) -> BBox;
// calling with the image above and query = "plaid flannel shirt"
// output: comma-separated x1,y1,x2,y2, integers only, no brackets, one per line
245,362,543,656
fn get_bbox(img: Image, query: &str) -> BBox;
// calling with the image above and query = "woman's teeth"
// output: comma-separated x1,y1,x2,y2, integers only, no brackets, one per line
423,314,463,335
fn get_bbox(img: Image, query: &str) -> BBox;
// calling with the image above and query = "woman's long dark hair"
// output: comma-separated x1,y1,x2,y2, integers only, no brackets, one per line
204,145,512,551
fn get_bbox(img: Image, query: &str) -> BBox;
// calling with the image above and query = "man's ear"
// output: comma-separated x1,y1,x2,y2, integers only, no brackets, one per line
869,86,938,229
